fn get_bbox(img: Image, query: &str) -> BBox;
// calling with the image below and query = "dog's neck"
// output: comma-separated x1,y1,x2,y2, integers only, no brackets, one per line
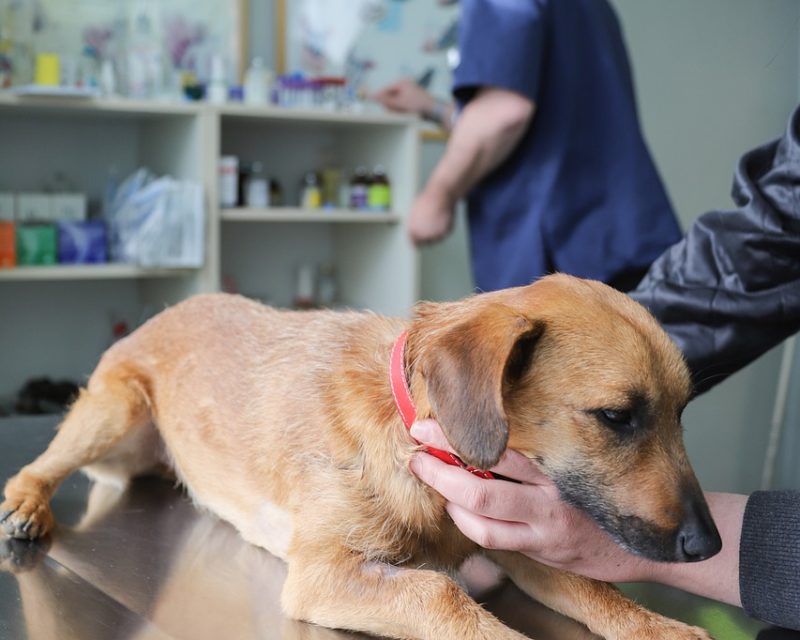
390,331,496,480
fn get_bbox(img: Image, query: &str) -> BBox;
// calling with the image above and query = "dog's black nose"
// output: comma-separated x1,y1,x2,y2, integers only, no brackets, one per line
676,500,722,561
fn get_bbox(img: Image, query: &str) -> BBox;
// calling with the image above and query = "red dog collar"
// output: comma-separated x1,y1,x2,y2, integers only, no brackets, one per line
390,331,495,480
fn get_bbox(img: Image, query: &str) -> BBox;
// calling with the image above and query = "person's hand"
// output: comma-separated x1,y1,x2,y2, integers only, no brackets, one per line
408,187,455,245
408,419,650,583
371,79,436,117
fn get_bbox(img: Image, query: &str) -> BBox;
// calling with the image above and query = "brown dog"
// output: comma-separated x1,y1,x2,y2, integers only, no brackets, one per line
1,274,720,639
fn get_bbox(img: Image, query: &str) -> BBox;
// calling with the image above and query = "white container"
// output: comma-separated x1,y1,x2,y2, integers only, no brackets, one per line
243,57,271,105
0,193,14,221
51,193,88,221
16,193,52,222
218,156,239,207
207,54,228,104
246,177,269,208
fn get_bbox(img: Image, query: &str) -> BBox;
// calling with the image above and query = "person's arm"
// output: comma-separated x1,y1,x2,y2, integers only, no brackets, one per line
630,105,800,394
371,79,456,132
409,87,534,245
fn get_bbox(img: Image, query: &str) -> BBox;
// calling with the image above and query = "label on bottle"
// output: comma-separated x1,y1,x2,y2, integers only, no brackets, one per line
367,184,390,211
350,185,368,210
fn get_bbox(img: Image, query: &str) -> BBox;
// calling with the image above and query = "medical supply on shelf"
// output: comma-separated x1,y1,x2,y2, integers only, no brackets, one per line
367,166,391,212
34,53,60,86
294,264,316,310
13,192,87,223
301,172,322,209
219,156,239,207
349,167,369,210
57,220,108,264
243,57,271,105
274,74,349,110
16,193,52,222
245,162,269,208
16,224,57,265
270,178,284,207
0,222,15,268
51,193,88,221
105,168,204,267
207,54,228,104
320,168,341,208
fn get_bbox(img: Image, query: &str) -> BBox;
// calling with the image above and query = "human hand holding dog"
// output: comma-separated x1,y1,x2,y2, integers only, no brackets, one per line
409,419,746,608
408,419,645,583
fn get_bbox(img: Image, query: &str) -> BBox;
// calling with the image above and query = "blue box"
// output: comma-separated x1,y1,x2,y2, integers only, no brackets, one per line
57,220,108,264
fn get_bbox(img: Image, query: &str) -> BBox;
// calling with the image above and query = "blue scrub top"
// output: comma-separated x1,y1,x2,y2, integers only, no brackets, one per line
454,0,682,292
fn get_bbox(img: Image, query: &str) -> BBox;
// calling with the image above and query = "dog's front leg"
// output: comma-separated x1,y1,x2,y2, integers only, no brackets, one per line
487,550,714,640
281,550,530,640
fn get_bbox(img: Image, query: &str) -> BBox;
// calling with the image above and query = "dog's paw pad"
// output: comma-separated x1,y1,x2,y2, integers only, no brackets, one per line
0,498,54,540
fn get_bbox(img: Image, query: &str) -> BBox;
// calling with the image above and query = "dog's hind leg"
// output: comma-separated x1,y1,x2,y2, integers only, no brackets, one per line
487,550,713,640
1,366,152,540
281,544,530,640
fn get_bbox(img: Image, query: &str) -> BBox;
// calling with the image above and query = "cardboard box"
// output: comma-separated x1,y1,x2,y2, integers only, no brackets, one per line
57,220,107,263
16,224,57,265
0,221,15,267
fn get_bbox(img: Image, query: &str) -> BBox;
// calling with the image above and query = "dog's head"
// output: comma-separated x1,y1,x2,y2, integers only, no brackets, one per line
408,273,721,563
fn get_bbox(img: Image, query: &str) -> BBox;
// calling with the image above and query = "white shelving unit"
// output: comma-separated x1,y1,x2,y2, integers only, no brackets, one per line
0,96,419,401
221,207,402,224
0,265,198,281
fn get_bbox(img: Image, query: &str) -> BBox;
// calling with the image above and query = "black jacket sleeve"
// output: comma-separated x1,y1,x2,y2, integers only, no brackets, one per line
630,105,800,395
741,491,800,629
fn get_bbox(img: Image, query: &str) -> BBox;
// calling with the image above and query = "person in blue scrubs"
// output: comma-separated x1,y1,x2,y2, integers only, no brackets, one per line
375,0,682,292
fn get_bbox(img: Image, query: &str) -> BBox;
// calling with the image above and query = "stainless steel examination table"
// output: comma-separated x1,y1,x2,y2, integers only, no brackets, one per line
0,416,794,640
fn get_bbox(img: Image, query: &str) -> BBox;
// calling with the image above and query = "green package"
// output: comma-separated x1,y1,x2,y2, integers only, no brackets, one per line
17,224,57,265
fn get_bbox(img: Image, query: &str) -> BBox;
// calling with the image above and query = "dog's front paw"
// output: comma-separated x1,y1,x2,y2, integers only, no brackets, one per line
0,536,49,574
0,495,55,540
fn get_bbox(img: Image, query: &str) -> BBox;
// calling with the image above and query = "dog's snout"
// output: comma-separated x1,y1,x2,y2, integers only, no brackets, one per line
675,499,722,562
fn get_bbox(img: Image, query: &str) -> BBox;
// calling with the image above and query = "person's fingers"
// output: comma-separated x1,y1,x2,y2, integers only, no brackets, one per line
409,451,544,522
410,419,551,486
409,419,451,449
445,503,537,551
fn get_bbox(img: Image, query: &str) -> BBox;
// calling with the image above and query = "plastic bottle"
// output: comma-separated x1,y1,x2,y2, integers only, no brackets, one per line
301,172,322,209
244,57,271,105
367,165,391,212
207,54,227,104
219,156,239,208
246,162,269,208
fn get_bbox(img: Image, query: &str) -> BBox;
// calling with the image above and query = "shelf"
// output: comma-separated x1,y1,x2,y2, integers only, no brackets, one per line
221,208,402,224
0,264,199,281
0,93,203,119
218,103,415,127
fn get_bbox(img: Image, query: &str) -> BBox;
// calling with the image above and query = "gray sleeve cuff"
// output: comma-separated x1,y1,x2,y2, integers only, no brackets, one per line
740,490,800,630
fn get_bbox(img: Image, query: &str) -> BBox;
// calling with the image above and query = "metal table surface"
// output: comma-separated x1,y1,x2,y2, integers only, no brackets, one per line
0,416,795,640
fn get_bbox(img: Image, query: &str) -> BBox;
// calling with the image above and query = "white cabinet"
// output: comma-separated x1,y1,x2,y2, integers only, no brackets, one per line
0,96,419,401
216,105,418,315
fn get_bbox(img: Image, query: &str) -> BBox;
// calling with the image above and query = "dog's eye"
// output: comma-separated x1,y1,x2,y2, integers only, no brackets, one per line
596,408,634,432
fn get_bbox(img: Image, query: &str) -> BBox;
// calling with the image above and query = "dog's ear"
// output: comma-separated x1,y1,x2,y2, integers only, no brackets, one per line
422,304,542,469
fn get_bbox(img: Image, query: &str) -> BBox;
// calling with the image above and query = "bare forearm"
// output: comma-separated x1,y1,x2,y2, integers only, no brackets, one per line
633,492,746,607
424,88,534,203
